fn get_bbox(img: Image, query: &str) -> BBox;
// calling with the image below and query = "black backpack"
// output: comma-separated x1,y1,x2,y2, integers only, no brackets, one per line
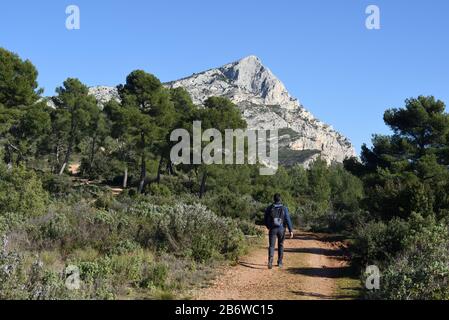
270,205,285,228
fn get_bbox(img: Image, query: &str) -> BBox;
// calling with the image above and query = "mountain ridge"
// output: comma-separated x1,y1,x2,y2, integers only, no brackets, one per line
65,56,356,166
166,55,356,165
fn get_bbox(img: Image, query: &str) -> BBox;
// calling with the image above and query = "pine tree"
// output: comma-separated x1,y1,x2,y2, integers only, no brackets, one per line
348,96,449,220
118,70,175,193
0,48,50,167
53,78,98,175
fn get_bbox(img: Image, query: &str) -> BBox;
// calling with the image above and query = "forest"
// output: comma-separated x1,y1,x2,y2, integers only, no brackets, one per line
1,47,448,300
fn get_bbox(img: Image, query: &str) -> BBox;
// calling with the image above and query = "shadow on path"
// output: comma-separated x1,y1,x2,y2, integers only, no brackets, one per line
293,235,320,241
284,247,343,257
292,234,348,243
288,266,354,279
238,261,267,270
291,290,356,300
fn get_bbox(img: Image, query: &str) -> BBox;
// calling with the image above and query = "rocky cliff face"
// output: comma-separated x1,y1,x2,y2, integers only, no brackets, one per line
167,56,356,166
86,55,356,166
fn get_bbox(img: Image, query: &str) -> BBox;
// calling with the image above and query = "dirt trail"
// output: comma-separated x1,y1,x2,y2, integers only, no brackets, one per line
192,231,357,300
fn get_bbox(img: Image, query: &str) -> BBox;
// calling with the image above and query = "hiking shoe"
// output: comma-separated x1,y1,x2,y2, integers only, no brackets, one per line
278,262,283,268
268,259,273,269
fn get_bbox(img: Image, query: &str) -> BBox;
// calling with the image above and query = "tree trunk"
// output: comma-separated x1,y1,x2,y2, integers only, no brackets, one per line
88,131,97,171
5,143,23,168
123,166,128,189
199,170,208,199
54,145,59,173
167,161,175,176
4,145,12,170
59,137,74,175
59,118,76,176
156,156,163,183
15,153,22,166
137,132,146,194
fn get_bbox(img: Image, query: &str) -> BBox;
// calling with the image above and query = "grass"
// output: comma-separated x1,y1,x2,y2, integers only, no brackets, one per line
335,276,362,300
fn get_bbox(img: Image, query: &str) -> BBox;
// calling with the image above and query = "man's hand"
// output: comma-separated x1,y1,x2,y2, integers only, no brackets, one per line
289,232,294,239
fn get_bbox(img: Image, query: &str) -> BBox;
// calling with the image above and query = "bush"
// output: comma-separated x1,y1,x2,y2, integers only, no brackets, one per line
0,165,48,226
129,202,247,262
27,201,131,253
297,164,365,233
300,206,366,234
238,219,264,237
140,262,168,289
79,153,124,182
108,250,153,285
0,237,70,300
148,183,172,198
157,175,190,195
203,192,261,220
41,173,73,196
366,215,449,300
352,218,410,267
108,240,141,256
327,210,366,234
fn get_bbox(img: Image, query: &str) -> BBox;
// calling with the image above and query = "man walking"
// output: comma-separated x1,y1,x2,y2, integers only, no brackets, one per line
264,194,294,269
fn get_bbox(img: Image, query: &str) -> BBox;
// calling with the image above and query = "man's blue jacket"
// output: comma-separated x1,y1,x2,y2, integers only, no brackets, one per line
264,203,293,232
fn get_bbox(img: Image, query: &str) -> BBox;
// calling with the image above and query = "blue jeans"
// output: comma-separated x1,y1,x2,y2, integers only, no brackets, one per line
268,227,285,264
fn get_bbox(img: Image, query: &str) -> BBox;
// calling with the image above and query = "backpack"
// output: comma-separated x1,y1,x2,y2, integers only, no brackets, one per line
270,205,285,228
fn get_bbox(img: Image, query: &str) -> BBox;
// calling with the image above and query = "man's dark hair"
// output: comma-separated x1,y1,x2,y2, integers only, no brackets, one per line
274,193,282,203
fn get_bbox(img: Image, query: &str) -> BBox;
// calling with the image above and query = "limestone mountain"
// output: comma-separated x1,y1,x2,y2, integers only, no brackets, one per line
166,55,356,166
83,55,356,166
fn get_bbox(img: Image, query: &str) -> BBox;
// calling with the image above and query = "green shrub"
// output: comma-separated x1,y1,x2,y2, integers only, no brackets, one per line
297,199,329,231
352,218,410,267
148,183,172,198
39,212,72,242
79,155,123,182
367,216,449,300
41,173,73,196
140,262,168,289
27,201,131,253
67,247,99,262
327,210,366,234
78,260,113,283
129,202,246,262
157,175,190,195
238,219,264,237
107,250,153,285
94,192,120,210
0,165,48,225
203,192,260,220
108,240,141,256
0,238,70,300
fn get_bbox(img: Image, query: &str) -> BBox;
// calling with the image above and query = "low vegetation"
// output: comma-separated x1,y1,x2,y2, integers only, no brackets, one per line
1,47,449,300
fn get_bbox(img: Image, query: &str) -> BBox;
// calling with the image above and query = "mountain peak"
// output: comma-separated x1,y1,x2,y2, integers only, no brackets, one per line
167,57,357,165
218,55,296,108
237,55,262,64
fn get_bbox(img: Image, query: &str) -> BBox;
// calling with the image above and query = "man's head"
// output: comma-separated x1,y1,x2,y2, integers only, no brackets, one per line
274,193,282,204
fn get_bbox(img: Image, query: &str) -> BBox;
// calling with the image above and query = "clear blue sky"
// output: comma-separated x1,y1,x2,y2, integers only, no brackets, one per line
1,0,448,153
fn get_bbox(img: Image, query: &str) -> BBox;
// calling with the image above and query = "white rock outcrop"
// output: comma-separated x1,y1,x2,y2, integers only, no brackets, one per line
88,86,120,108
